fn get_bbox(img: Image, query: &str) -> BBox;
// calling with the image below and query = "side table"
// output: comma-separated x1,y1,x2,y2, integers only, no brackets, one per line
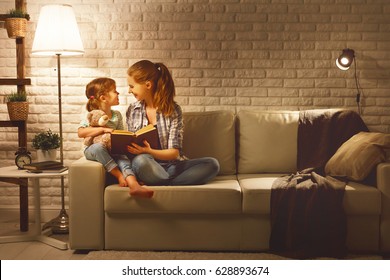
0,166,68,250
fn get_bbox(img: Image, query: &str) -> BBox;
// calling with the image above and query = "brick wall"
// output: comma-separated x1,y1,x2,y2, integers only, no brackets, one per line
1,0,390,213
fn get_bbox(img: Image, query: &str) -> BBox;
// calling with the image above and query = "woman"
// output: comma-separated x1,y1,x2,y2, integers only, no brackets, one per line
125,60,220,189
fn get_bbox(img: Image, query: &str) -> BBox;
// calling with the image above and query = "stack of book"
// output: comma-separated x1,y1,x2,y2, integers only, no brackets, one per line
23,161,68,173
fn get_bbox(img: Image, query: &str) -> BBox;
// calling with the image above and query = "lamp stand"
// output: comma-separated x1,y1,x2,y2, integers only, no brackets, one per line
353,59,362,115
42,54,69,234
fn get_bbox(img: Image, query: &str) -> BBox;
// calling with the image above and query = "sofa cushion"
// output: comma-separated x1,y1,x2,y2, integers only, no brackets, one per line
238,174,381,215
182,111,236,175
237,110,299,173
325,132,390,181
104,178,241,214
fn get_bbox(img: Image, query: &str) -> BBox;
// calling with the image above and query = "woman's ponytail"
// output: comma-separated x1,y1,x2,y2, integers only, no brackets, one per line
154,62,175,116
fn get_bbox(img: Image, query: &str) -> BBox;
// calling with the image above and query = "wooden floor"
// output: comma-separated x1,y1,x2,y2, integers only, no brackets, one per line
0,217,88,260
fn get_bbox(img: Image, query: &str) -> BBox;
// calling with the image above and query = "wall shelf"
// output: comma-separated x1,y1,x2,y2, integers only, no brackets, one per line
0,121,28,232
0,14,9,21
0,78,31,86
0,0,29,232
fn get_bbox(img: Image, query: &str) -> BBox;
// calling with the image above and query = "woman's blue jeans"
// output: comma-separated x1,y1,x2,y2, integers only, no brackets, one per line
131,154,220,185
84,143,134,178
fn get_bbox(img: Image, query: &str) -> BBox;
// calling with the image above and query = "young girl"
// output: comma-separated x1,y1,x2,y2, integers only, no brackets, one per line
125,60,220,188
78,77,154,198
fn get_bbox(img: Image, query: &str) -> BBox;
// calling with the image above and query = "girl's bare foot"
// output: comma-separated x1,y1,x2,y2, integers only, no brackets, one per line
110,167,127,187
117,176,127,187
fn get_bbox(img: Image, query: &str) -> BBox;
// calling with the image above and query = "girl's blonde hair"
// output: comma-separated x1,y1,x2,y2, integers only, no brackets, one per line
127,60,175,116
85,77,116,111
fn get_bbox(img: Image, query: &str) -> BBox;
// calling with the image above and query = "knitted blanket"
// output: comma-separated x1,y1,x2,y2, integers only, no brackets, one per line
270,169,347,258
270,110,368,258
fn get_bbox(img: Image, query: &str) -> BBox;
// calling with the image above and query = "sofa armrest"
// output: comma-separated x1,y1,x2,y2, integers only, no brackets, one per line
377,162,390,252
69,157,106,250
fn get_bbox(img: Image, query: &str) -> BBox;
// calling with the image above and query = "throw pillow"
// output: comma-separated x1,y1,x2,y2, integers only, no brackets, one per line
325,132,390,181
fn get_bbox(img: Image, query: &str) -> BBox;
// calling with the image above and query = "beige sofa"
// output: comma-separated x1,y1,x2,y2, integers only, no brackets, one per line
69,110,390,253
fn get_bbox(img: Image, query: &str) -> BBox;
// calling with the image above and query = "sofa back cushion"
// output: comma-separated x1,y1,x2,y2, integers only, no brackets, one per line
237,110,299,173
182,110,236,175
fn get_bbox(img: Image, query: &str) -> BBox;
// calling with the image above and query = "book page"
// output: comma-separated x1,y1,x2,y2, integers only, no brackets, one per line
135,124,155,136
112,130,135,135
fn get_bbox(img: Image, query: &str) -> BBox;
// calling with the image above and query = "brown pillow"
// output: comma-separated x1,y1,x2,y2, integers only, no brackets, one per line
325,132,390,181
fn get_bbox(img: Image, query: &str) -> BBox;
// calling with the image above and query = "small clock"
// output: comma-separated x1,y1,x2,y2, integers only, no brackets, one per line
15,148,32,169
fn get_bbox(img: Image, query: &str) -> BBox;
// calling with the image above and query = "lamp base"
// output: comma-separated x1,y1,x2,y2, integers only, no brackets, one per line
42,209,69,234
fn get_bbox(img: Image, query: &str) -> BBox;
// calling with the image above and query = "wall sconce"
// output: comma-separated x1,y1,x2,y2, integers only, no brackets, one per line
336,49,355,71
335,48,361,115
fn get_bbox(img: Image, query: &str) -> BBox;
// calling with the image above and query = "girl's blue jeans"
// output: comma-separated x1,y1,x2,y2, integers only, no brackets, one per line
84,143,134,178
131,154,220,185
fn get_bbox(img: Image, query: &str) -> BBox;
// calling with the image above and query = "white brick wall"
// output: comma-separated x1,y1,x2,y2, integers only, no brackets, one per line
1,0,390,213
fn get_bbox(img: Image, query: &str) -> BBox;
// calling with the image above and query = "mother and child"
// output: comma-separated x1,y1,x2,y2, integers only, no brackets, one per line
78,60,220,198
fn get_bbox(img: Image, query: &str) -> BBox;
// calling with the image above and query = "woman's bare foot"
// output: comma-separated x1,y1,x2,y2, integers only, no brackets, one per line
110,167,127,187
129,186,154,198
126,175,154,198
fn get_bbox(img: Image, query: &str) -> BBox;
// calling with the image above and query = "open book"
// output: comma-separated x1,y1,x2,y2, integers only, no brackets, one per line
111,124,159,155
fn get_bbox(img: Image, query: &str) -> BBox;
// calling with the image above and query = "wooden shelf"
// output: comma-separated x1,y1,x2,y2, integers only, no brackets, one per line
0,78,31,86
0,121,27,147
0,120,28,232
0,1,29,233
0,14,9,21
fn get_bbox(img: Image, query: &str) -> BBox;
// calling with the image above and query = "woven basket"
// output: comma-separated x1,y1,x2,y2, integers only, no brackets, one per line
5,18,27,39
7,102,29,121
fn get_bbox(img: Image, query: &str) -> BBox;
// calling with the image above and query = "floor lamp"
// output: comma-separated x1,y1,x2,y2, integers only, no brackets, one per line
32,4,84,233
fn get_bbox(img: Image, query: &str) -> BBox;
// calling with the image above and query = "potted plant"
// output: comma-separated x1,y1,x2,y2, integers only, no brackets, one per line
6,90,29,121
32,129,61,162
5,8,30,39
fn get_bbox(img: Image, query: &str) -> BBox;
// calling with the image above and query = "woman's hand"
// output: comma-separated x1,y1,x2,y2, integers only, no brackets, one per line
127,141,179,161
127,140,151,155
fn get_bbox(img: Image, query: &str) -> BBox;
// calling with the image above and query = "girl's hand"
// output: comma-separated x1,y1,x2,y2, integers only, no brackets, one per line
127,140,151,155
103,127,114,133
78,126,113,138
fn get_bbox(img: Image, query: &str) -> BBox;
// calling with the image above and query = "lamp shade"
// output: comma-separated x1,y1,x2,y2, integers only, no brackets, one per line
32,4,84,56
335,48,355,71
